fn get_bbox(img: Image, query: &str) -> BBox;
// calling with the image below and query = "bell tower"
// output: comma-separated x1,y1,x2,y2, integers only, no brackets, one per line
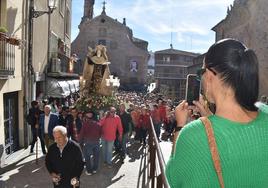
81,0,95,24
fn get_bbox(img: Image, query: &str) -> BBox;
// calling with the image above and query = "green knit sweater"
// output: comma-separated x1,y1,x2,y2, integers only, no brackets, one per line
165,111,268,188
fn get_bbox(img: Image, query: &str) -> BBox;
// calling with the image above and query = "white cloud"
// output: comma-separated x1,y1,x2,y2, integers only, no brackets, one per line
102,0,233,37
73,0,235,51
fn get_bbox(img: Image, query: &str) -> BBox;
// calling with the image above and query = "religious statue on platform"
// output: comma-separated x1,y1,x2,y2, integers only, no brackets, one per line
80,45,111,96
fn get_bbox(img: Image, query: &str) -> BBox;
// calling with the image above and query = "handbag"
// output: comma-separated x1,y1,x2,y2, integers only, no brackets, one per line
200,117,225,188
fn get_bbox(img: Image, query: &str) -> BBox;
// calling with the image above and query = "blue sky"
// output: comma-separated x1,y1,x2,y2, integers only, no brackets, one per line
72,0,234,53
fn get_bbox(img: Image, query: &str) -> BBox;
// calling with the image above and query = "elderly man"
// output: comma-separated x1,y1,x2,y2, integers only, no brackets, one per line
39,105,59,150
45,126,84,188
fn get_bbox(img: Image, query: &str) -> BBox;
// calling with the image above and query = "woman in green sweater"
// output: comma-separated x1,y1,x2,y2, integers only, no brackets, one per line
165,39,268,188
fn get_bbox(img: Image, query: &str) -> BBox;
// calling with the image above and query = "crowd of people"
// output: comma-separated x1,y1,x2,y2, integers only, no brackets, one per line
27,91,179,187
27,39,268,188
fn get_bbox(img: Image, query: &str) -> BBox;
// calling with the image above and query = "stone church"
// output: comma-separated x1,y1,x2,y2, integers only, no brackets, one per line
71,0,149,90
212,0,268,96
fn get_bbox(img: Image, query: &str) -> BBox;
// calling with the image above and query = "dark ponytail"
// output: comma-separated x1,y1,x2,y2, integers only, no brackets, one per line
205,39,259,111
235,49,259,111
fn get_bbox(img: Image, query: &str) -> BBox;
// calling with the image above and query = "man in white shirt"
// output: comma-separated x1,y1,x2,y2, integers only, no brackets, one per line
40,105,59,150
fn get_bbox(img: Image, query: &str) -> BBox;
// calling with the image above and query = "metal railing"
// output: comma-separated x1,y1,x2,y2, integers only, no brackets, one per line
148,117,169,188
154,72,186,79
0,36,15,77
155,60,191,65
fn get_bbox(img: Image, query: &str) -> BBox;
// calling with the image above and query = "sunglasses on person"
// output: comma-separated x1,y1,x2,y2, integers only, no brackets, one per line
197,67,217,80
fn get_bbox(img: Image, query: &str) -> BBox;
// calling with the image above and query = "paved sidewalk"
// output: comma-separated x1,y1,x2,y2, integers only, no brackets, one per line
0,140,152,188
0,133,173,188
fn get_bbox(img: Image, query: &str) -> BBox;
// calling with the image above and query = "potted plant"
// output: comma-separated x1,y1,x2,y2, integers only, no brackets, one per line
8,37,20,46
0,26,8,40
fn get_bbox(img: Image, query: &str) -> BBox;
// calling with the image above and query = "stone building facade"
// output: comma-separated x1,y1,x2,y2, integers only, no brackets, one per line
0,0,75,167
154,48,199,100
188,54,205,75
0,0,27,166
212,0,268,96
71,1,149,90
32,0,79,100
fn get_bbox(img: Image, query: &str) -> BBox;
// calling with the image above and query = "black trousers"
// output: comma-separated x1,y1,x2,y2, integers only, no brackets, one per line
30,127,46,154
140,128,148,144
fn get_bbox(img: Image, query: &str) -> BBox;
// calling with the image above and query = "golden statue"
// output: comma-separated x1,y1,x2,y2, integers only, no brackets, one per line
80,45,111,96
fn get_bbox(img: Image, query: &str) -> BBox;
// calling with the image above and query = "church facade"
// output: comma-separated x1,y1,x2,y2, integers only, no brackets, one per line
71,1,149,90
212,0,268,96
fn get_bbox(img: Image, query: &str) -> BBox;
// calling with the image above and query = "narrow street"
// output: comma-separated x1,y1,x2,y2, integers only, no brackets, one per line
0,138,172,188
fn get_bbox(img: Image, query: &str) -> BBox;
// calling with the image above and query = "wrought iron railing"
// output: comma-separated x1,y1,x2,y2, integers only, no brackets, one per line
148,117,170,188
0,35,15,77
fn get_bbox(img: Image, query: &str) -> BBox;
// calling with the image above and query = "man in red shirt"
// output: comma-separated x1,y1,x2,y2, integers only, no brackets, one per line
139,107,151,145
151,104,161,141
100,107,123,168
78,110,101,175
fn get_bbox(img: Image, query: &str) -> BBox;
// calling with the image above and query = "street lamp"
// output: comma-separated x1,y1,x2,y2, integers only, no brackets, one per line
31,0,58,18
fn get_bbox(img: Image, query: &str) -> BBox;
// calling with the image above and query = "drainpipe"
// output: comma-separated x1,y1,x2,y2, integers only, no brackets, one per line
23,0,31,147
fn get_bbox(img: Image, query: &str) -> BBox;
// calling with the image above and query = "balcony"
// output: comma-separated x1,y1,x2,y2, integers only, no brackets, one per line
154,72,186,79
155,60,191,66
0,33,17,78
48,52,82,78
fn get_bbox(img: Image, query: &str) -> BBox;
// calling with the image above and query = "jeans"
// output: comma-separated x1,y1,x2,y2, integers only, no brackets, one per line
83,141,100,172
140,128,148,144
122,133,128,156
102,139,114,165
134,127,141,140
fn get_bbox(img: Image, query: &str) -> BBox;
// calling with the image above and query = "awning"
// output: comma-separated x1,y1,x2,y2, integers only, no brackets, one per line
47,78,80,98
66,80,80,93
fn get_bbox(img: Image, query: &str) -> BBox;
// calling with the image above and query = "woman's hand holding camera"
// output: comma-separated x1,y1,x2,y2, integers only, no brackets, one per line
175,100,190,128
175,95,213,128
192,94,213,117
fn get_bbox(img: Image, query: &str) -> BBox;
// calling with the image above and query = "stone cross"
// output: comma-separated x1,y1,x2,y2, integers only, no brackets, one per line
102,1,106,11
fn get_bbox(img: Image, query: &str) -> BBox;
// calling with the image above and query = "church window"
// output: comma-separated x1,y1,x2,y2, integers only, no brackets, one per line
101,18,106,23
99,28,107,37
98,39,106,46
